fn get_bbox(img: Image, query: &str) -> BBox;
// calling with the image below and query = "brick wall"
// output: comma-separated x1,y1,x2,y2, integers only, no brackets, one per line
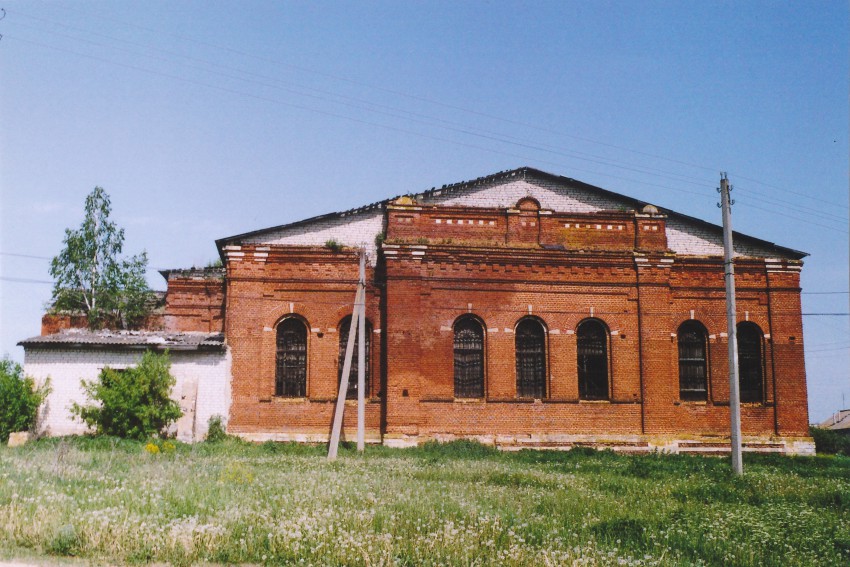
41,312,165,335
379,244,807,441
162,269,226,333
223,244,383,441
214,177,810,452
221,201,808,450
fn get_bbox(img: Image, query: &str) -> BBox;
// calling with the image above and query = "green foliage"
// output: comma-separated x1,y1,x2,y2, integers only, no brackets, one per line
374,232,385,248
810,426,850,456
46,524,79,556
2,440,850,565
49,186,156,330
324,239,343,252
205,415,229,442
0,357,49,443
71,350,181,440
415,439,500,459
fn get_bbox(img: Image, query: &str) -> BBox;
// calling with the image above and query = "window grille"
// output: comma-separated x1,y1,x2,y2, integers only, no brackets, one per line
577,320,609,400
338,316,371,399
276,318,307,397
516,318,546,398
678,322,708,401
737,323,764,403
454,317,484,398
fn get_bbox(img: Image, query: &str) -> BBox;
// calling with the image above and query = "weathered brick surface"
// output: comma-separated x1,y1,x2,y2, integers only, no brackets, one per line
224,246,383,438
162,269,226,333
41,312,165,334
31,171,810,451
221,193,809,449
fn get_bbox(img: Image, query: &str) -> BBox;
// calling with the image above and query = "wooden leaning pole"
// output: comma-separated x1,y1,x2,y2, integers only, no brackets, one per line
328,249,367,460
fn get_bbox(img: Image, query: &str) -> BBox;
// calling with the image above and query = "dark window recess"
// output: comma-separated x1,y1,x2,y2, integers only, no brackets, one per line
516,319,546,398
276,318,307,397
678,322,708,401
737,323,764,403
578,320,609,400
454,317,484,398
338,316,371,399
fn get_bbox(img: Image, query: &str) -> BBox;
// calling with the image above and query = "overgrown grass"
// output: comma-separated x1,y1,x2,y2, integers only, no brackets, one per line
1,437,848,566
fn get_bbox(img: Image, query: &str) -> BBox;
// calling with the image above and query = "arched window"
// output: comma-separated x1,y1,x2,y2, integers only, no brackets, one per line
577,319,609,400
276,318,307,397
516,318,546,398
678,321,708,401
338,316,371,399
737,322,764,403
454,316,485,398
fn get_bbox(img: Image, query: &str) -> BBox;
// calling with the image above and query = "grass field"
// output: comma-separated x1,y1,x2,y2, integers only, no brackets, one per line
1,437,849,566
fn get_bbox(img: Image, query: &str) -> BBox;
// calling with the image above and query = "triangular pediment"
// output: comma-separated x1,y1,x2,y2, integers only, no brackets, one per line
217,167,806,260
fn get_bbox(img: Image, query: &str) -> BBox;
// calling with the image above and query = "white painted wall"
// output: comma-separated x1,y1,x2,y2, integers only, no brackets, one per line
243,177,791,259
23,348,232,442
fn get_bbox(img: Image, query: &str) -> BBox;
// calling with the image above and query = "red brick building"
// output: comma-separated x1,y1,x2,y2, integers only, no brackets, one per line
192,167,810,454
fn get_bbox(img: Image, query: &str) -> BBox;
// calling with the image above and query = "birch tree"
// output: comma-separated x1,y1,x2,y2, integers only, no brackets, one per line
49,187,155,329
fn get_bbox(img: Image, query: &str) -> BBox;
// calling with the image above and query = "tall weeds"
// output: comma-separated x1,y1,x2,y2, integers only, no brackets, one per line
0,438,847,566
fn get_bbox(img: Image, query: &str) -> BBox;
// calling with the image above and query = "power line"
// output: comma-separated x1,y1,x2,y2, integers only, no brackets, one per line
7,15,725,192
11,32,847,236
5,24,721,198
0,252,52,260
4,34,724,207
3,276,842,317
8,6,725,177
0,277,53,284
36,2,847,213
4,251,850,298
0,252,171,273
8,6,847,213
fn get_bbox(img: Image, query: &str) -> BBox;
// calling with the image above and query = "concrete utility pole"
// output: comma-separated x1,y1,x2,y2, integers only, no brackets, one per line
357,249,366,452
720,173,743,475
328,248,368,460
328,281,364,460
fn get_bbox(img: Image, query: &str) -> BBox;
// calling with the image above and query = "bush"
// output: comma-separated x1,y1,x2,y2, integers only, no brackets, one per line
324,239,343,252
810,426,850,456
0,357,49,443
205,415,229,442
71,350,181,440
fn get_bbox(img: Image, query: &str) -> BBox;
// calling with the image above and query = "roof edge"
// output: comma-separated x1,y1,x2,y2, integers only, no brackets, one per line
214,166,808,260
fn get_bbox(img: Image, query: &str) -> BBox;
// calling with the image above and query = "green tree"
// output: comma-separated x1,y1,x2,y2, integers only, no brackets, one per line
0,357,50,443
49,186,155,329
71,350,182,440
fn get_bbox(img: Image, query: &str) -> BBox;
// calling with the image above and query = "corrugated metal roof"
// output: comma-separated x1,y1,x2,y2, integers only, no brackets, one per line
18,329,225,351
817,410,850,431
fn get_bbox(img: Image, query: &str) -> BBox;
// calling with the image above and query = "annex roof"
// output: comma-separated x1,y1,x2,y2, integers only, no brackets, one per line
215,167,807,260
18,329,225,351
817,410,850,431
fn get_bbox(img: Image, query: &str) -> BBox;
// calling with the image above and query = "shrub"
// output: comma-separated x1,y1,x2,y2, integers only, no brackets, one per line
810,426,850,456
0,357,49,443
205,415,229,442
324,239,343,252
71,350,182,440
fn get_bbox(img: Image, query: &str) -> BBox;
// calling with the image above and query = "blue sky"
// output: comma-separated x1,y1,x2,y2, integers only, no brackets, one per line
1,1,847,421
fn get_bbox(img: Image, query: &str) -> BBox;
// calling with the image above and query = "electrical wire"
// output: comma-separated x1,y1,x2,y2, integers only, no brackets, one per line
6,7,848,214
18,2,847,214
